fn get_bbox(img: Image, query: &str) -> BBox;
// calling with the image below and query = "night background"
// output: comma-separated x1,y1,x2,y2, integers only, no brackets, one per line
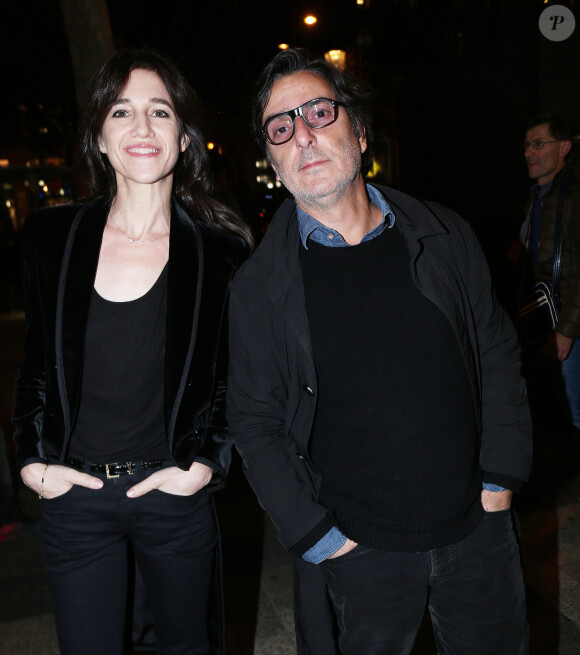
1,0,579,304
2,4,580,653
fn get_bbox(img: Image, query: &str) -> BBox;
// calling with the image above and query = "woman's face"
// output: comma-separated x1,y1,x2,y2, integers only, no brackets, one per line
98,68,189,190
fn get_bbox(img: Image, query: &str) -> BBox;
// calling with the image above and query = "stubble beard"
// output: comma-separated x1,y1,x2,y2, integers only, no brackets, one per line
274,140,363,213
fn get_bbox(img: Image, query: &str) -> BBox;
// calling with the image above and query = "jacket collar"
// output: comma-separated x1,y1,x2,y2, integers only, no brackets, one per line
549,165,571,194
262,183,449,295
57,198,109,433
257,184,450,365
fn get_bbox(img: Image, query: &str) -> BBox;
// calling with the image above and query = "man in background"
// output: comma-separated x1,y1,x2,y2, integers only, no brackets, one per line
519,114,580,432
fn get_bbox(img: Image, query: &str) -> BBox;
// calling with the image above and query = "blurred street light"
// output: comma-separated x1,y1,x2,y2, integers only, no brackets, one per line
324,50,346,70
304,15,318,26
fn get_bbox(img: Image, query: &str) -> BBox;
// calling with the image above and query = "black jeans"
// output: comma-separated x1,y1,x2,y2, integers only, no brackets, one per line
41,466,217,655
320,509,529,655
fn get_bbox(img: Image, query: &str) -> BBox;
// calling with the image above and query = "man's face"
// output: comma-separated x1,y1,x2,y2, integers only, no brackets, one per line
262,71,367,211
524,123,570,186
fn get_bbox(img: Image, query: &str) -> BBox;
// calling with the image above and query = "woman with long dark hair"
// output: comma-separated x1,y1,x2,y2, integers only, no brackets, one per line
13,48,251,655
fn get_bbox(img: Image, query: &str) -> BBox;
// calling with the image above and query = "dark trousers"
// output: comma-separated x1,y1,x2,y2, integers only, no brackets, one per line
41,466,218,655
320,509,529,655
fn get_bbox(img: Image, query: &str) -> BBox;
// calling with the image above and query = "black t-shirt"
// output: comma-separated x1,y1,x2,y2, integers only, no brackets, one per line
69,263,169,462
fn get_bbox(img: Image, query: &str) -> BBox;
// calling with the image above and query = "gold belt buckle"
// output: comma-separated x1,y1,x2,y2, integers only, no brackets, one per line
105,463,119,479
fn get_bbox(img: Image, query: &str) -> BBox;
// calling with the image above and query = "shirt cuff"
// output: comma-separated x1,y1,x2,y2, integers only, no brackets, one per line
482,482,507,492
302,527,347,564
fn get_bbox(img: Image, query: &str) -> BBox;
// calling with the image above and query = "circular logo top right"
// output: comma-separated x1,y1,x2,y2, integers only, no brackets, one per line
539,5,576,42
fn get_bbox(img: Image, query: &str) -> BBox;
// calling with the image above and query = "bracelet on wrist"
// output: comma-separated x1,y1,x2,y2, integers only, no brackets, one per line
39,463,49,499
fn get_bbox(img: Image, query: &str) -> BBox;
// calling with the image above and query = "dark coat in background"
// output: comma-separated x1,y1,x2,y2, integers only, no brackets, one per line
521,167,580,339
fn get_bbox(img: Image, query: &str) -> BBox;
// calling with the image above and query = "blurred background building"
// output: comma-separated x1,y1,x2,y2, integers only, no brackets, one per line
0,0,578,320
1,1,578,235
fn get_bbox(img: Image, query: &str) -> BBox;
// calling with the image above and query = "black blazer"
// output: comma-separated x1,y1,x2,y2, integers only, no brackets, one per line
13,196,248,486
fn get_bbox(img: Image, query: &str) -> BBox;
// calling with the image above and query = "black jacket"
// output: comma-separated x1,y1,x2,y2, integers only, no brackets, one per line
13,196,248,654
227,184,532,655
13,196,248,485
227,184,532,555
521,167,580,338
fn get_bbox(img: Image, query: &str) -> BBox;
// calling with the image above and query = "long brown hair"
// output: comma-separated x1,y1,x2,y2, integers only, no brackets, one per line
79,47,253,245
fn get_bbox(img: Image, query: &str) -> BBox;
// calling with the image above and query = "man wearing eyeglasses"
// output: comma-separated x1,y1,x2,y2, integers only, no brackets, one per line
519,114,580,432
227,48,531,655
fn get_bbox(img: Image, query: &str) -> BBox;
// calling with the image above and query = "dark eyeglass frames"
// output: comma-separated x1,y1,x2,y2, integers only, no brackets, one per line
522,139,563,151
262,97,343,146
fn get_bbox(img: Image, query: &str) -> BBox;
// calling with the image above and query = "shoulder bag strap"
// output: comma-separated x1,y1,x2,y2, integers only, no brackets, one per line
551,170,570,312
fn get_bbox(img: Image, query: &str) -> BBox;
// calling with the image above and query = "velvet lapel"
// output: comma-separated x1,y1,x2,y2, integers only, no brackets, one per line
165,201,203,444
56,198,109,436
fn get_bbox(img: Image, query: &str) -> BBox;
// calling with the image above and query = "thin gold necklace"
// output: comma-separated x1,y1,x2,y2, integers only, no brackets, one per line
109,215,170,244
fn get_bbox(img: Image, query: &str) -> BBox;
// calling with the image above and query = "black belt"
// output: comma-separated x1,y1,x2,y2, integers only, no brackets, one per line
65,456,163,479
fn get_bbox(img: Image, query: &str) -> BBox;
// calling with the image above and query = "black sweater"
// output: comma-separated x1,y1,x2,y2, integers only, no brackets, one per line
300,225,483,552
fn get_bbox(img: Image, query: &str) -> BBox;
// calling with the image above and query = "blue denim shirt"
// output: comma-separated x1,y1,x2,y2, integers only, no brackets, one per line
297,184,396,249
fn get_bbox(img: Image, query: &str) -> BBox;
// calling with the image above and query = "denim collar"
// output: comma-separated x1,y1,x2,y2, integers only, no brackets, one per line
296,183,396,249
